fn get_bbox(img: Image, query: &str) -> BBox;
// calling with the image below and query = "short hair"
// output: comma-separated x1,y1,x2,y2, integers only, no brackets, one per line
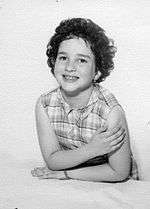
46,18,116,83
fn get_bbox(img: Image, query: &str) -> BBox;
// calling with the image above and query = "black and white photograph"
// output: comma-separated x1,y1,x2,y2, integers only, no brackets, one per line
1,0,150,208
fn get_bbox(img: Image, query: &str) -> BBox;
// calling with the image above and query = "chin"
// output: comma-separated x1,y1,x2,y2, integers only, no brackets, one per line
61,88,80,97
61,85,92,97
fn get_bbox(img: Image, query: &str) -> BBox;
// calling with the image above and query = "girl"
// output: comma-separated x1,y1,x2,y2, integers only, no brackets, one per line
32,18,138,182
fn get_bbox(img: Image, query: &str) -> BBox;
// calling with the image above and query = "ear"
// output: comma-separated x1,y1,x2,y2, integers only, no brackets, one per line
94,71,101,81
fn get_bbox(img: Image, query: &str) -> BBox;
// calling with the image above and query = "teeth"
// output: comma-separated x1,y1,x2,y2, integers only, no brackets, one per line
64,75,78,80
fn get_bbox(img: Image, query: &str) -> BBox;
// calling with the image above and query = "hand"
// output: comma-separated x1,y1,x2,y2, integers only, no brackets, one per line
31,166,65,180
87,124,125,157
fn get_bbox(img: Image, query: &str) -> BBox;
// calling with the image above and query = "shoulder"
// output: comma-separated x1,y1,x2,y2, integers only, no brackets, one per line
107,105,127,130
95,84,125,122
36,87,60,108
96,84,121,109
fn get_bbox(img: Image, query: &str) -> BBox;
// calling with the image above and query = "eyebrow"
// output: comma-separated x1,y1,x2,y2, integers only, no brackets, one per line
76,53,91,59
57,52,66,55
57,51,92,59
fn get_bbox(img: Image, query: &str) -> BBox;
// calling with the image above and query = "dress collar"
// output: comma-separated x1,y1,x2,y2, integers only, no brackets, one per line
57,84,99,115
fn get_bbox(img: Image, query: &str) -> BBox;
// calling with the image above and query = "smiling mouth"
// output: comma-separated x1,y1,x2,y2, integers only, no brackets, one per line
63,75,79,81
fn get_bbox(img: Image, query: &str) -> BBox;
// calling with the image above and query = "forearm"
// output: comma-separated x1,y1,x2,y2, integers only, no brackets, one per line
46,145,94,170
66,163,127,182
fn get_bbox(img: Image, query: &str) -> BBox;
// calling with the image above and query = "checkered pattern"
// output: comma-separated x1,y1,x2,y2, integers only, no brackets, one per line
41,84,138,180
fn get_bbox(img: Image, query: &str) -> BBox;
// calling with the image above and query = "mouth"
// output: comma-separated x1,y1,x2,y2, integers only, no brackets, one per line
62,74,79,82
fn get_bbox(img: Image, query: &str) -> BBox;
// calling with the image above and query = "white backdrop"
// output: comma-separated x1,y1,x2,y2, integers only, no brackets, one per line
1,0,150,180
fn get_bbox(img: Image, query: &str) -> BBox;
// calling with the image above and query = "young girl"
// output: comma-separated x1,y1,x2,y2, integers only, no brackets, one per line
32,18,138,182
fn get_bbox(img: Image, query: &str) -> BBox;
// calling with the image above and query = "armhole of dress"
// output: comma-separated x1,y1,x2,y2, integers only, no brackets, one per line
97,84,121,120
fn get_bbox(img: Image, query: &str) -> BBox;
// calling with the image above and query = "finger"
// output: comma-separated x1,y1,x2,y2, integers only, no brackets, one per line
108,128,125,142
109,124,122,134
31,169,37,177
96,123,108,134
111,138,125,152
36,166,49,172
104,126,121,138
101,123,108,131
31,168,41,177
110,132,126,146
38,173,55,179
32,169,44,177
31,167,49,177
105,126,124,139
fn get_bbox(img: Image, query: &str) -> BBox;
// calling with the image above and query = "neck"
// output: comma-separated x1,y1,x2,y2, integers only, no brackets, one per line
61,85,94,109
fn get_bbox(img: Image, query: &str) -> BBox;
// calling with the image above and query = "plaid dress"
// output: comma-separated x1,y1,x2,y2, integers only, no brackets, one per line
42,84,138,180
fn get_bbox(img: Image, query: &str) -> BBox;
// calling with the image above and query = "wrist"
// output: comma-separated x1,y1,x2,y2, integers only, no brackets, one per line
64,170,71,180
59,170,71,180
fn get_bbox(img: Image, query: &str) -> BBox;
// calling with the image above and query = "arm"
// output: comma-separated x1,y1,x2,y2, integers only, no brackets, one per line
66,106,131,182
107,105,131,178
35,95,129,182
35,96,98,170
36,96,124,171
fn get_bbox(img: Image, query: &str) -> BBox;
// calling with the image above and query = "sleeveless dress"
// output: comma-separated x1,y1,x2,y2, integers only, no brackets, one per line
41,84,138,180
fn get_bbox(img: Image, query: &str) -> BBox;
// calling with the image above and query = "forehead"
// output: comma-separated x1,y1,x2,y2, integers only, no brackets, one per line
58,38,94,57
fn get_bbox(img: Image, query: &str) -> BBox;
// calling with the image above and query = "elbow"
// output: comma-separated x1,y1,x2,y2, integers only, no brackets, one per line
45,152,62,171
45,161,56,171
45,160,60,171
118,173,130,182
109,163,131,182
115,168,130,182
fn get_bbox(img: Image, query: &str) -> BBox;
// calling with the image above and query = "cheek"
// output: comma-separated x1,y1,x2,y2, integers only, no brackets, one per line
54,61,66,71
86,64,95,78
53,65,60,78
80,70,95,82
54,63,62,75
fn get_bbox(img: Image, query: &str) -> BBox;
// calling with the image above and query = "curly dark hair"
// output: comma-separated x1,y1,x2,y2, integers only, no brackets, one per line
46,18,116,83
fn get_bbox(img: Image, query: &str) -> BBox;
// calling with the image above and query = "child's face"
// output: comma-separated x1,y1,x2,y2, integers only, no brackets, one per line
54,37,96,96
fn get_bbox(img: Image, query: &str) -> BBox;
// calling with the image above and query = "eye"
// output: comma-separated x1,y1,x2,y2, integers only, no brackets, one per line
78,58,88,64
58,56,67,61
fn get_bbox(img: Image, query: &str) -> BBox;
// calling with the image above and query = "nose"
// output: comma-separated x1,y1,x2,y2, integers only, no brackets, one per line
65,60,76,72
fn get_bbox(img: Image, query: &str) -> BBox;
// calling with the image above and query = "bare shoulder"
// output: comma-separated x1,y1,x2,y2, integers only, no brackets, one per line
107,105,128,130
